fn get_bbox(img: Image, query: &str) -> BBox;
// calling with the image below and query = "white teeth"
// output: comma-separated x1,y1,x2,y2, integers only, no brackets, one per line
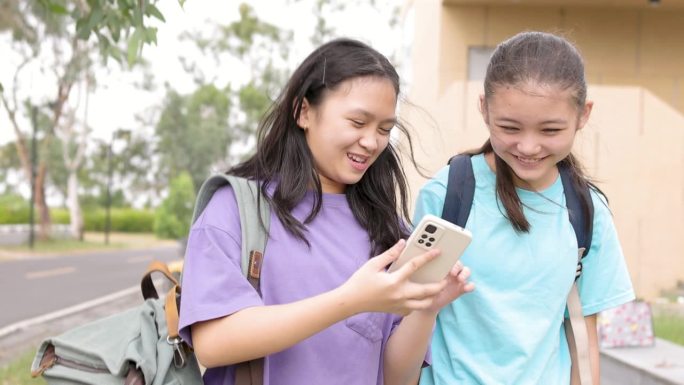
516,156,541,164
348,154,367,163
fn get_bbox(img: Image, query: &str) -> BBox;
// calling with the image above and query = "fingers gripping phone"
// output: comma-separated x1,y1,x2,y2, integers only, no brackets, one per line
388,215,472,283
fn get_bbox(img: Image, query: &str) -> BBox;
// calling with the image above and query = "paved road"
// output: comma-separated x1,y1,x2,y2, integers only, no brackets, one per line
0,246,179,328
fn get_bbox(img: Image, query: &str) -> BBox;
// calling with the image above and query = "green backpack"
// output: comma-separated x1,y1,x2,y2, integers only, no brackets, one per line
31,175,269,385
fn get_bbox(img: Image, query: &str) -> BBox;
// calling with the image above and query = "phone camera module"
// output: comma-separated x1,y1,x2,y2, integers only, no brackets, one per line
425,224,437,234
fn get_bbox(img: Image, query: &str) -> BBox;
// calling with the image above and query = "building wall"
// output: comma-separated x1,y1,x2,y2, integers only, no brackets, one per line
403,1,684,300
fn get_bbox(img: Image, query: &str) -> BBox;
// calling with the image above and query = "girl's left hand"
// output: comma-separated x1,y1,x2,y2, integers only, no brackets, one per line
423,261,475,314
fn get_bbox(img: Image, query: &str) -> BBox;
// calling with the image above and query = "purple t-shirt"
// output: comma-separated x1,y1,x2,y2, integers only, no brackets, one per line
178,186,408,385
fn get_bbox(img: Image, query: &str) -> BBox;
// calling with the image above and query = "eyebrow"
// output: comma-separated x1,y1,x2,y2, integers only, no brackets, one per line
349,108,397,124
496,117,568,125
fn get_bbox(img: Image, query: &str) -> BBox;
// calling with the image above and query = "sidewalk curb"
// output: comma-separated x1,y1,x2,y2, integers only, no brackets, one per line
0,285,139,340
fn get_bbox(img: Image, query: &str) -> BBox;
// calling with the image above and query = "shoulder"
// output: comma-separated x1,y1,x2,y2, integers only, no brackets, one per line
413,165,450,221
193,184,240,231
588,185,612,221
419,165,450,197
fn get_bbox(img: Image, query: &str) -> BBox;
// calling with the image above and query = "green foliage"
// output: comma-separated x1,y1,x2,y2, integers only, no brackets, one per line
175,3,291,168
0,194,30,224
0,194,152,231
50,208,70,224
155,85,232,190
83,208,155,232
654,311,684,346
218,3,283,58
29,0,181,65
0,347,46,384
154,172,196,239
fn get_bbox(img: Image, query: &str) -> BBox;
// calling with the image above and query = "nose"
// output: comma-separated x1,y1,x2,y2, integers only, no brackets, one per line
516,133,541,155
358,128,379,152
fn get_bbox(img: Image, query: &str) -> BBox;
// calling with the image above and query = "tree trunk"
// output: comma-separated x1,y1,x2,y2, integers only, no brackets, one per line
67,171,84,240
35,163,51,241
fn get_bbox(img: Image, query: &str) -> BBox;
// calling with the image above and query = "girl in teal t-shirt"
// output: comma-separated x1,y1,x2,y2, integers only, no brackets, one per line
417,31,635,385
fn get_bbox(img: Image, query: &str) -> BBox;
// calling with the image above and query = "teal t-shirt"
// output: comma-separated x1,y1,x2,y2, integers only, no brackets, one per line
417,154,635,385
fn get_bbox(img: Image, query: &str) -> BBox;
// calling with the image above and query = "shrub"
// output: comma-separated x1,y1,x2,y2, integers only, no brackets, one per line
0,194,30,224
0,194,154,232
83,208,155,232
154,172,196,239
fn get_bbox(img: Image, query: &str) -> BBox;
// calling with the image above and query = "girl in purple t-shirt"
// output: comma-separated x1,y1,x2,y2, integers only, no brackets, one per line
179,38,474,385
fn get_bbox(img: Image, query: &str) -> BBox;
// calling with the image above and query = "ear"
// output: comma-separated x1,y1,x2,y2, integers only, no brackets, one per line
296,98,312,130
478,94,489,124
577,100,593,131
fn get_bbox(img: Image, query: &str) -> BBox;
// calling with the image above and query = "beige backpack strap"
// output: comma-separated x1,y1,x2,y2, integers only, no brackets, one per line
565,248,593,385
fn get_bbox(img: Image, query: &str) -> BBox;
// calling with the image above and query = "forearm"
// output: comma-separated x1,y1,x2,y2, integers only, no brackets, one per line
586,314,600,385
383,310,437,385
192,287,358,368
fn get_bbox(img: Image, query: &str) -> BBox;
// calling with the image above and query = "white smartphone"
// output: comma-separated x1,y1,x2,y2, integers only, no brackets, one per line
388,214,472,283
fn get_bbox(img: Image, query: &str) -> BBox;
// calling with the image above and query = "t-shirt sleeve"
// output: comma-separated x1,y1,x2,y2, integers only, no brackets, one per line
178,186,264,346
412,166,450,225
577,191,636,316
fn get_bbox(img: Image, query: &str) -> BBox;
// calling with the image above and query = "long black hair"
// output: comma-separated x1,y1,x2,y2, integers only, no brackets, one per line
230,38,416,256
471,31,601,233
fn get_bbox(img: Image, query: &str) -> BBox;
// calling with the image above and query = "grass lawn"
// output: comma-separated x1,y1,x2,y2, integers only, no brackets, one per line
0,349,45,385
2,237,127,253
654,311,684,346
0,232,177,260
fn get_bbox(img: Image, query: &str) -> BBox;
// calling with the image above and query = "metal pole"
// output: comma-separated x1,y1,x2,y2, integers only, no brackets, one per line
105,137,112,245
28,106,37,249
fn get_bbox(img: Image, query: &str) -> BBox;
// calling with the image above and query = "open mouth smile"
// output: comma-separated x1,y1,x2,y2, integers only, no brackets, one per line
514,155,546,164
347,153,369,164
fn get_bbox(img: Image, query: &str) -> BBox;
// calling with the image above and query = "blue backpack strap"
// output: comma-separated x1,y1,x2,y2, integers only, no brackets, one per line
442,154,475,228
558,163,594,279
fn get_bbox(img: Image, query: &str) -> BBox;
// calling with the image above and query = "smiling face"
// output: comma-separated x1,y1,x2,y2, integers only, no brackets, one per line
297,76,397,194
481,82,593,191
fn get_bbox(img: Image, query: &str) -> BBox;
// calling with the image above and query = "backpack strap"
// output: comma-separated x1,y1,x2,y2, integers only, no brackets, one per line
442,154,475,228
558,163,594,263
192,174,270,293
192,174,270,385
558,163,596,385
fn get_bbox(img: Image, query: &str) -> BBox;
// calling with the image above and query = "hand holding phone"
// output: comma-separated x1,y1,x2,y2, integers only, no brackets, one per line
388,215,472,283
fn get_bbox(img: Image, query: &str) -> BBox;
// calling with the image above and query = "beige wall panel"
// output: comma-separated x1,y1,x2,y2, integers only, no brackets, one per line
411,0,443,101
600,75,684,116
582,86,641,178
562,8,639,78
599,75,639,86
677,78,684,113
441,5,487,83
581,86,643,294
485,6,562,45
640,11,684,77
639,76,679,110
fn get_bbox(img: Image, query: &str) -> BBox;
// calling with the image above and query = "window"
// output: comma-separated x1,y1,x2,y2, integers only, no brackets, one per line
467,46,495,81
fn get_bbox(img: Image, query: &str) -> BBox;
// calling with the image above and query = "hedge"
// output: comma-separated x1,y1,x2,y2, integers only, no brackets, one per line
0,195,154,233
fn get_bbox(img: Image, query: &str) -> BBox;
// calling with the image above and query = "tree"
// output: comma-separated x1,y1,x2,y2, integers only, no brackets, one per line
174,3,291,170
153,85,230,191
0,0,178,239
154,172,195,239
